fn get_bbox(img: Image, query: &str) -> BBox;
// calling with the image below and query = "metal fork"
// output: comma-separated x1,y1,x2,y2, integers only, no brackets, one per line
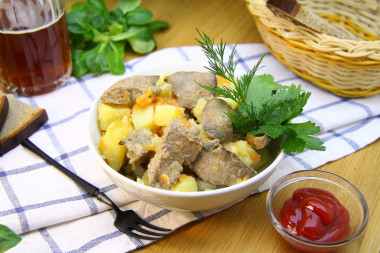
21,139,171,240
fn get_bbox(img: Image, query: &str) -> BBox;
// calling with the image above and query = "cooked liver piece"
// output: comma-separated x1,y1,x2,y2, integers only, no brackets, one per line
147,118,203,189
201,98,233,143
165,71,217,109
191,145,257,186
119,128,154,164
100,75,160,105
247,133,271,149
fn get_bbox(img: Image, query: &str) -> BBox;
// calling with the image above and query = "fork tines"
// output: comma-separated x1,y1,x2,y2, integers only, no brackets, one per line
130,221,172,240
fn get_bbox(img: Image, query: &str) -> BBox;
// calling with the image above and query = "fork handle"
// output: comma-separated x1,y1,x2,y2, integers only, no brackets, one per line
21,139,100,197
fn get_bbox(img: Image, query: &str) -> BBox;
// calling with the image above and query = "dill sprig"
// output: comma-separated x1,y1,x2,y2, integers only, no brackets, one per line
195,30,325,155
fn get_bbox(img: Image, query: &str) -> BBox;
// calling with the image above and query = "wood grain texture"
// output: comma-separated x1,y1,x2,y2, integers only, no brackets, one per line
65,0,380,252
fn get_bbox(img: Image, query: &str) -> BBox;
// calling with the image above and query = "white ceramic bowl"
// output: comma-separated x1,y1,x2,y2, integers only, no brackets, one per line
87,62,285,211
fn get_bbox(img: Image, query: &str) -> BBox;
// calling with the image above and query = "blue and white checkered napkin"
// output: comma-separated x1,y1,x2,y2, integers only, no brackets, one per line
2,44,379,252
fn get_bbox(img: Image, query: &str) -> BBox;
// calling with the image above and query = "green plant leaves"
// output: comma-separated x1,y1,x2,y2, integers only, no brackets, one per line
129,38,156,54
107,42,126,75
67,12,91,34
0,225,21,252
86,0,108,18
67,0,168,77
196,30,326,155
149,20,170,32
118,0,141,14
127,8,153,25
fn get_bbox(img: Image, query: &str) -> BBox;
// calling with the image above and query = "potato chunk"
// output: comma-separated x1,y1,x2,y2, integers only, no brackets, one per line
97,102,131,131
98,118,134,171
153,104,184,126
216,97,239,110
158,82,173,97
224,140,261,168
156,73,169,86
173,174,198,192
215,76,239,109
192,98,207,122
188,119,212,143
131,104,155,130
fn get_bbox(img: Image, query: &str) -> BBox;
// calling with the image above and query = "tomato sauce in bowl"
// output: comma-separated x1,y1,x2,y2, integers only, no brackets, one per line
279,187,350,242
267,170,368,252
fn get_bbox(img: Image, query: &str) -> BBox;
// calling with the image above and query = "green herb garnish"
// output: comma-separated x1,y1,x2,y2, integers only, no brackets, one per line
196,30,325,155
67,0,169,77
0,225,21,252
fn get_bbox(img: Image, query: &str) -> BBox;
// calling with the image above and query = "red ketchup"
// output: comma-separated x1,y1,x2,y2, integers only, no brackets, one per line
279,187,350,242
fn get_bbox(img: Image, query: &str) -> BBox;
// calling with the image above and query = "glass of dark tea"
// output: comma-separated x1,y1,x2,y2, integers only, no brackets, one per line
0,0,72,96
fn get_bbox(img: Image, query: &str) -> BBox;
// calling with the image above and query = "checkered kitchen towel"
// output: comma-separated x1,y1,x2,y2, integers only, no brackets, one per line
1,44,380,252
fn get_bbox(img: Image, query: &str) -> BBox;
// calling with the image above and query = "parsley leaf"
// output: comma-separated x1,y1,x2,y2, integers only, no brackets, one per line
196,30,325,155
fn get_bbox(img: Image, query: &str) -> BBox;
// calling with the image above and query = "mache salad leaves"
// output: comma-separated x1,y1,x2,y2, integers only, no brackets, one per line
0,225,21,252
67,0,169,77
196,30,325,155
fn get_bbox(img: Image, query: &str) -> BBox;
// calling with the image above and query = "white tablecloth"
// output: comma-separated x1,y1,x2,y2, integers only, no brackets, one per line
1,44,379,252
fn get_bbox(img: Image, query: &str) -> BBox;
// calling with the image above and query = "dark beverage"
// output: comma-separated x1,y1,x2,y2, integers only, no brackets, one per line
0,0,72,96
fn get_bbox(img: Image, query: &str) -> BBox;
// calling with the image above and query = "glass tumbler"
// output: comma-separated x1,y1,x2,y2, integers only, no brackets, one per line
0,0,72,96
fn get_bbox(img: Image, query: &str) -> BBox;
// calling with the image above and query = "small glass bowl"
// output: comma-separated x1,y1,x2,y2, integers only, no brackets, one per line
267,170,369,253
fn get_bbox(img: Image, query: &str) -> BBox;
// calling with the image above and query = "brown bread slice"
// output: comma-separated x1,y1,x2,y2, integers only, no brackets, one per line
0,95,9,132
0,93,48,156
267,0,356,40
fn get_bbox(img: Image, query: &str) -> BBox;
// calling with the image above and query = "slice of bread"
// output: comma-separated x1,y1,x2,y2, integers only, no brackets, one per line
0,95,9,132
267,0,356,40
0,92,48,156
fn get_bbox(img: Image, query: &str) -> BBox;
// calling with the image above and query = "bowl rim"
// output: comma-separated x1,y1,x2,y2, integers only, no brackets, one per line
266,170,369,246
87,61,285,198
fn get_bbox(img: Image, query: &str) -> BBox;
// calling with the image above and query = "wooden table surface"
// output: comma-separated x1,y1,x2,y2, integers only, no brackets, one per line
66,0,380,252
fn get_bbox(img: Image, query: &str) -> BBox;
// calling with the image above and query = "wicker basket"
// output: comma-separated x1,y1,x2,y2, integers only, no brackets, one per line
246,0,380,97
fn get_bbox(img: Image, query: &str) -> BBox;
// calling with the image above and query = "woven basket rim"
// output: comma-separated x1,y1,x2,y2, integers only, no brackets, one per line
246,0,380,97
246,0,380,61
